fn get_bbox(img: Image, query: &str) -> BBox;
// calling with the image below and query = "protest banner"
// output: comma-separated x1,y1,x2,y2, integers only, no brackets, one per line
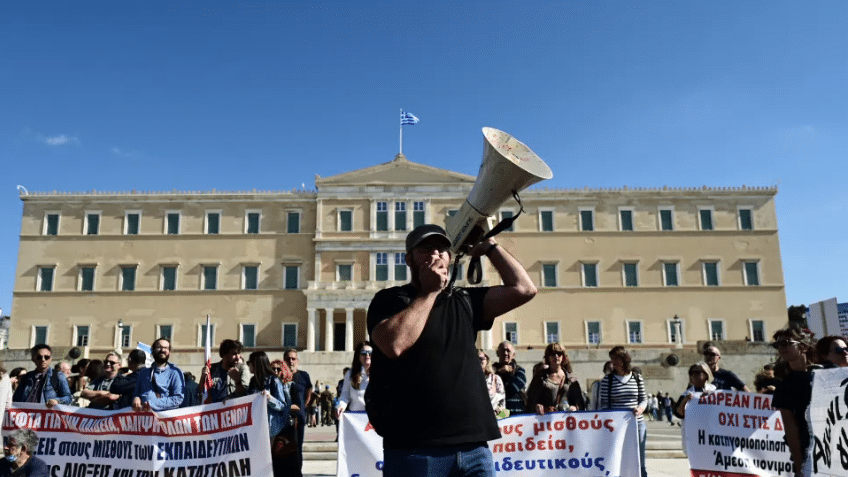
3,394,271,477
684,390,792,476
810,367,848,476
338,410,640,477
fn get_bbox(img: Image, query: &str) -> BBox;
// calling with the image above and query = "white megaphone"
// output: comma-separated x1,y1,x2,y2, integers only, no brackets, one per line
446,127,553,254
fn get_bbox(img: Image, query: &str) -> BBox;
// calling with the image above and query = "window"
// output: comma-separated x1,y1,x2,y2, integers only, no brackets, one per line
540,210,554,232
246,211,261,234
659,208,674,231
33,326,48,346
743,261,760,286
447,209,458,218
738,208,754,230
709,320,725,341
628,321,643,344
157,325,173,341
282,324,298,347
663,262,680,286
395,202,407,231
339,210,353,232
44,213,60,236
619,208,634,231
125,211,140,235
199,324,216,347
75,325,90,346
504,322,518,344
623,262,639,287
376,202,388,231
38,266,55,291
166,212,180,234
586,321,601,344
545,322,560,344
699,208,714,231
202,265,218,290
703,261,720,286
161,266,177,291
394,253,407,281
542,263,558,287
206,211,221,234
79,266,96,291
500,210,514,231
85,212,100,235
579,208,595,231
120,325,132,348
668,319,684,344
582,262,598,287
413,201,425,228
241,324,256,347
243,265,259,290
284,265,299,290
337,264,353,282
376,253,388,281
286,211,300,234
121,265,137,291
751,320,765,342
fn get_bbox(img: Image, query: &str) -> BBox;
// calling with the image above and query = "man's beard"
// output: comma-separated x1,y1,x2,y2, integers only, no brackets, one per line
154,354,168,365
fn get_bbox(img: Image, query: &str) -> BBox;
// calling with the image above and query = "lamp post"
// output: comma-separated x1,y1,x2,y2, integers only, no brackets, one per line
672,314,683,349
116,318,124,358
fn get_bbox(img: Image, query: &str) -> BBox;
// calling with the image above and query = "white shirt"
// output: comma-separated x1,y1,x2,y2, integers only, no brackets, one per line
337,369,369,412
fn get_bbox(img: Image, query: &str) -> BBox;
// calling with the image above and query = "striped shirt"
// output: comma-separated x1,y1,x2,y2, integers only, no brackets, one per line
598,372,647,421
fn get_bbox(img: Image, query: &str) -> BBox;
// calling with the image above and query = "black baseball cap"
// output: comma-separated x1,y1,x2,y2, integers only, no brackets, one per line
405,224,451,253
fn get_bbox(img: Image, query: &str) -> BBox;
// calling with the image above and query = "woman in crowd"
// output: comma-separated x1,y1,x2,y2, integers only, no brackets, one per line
335,341,372,418
247,351,291,477
673,362,715,456
478,349,506,417
772,326,818,476
71,359,91,406
816,335,848,368
599,346,648,477
527,343,585,415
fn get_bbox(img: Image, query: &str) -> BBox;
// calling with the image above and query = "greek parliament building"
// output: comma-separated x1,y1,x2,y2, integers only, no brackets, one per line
10,153,787,359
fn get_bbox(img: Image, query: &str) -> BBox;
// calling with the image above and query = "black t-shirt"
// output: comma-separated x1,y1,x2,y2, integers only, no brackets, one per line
772,370,813,457
712,368,746,391
0,456,49,477
365,285,501,449
290,370,312,418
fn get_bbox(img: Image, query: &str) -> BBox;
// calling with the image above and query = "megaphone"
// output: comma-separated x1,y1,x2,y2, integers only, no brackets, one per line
446,127,553,254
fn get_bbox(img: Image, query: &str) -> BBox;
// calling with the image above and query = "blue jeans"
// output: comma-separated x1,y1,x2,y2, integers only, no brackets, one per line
383,444,496,477
637,419,648,477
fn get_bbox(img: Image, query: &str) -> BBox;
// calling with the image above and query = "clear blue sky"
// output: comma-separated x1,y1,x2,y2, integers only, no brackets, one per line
1,1,845,317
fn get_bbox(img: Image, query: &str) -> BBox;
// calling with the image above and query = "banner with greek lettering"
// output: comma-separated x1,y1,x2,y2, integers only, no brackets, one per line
810,367,848,476
684,390,793,476
338,410,640,476
3,394,271,477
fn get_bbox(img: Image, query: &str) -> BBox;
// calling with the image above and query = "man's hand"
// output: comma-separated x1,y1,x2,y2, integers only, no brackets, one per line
417,253,449,294
228,367,242,381
46,399,58,408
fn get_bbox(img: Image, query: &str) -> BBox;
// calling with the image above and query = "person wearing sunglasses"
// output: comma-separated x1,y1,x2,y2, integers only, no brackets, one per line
526,343,585,415
702,343,751,392
81,352,122,410
336,341,372,419
771,326,819,476
12,344,72,408
815,336,848,368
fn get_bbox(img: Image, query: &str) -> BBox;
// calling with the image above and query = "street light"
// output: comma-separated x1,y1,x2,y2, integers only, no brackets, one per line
116,318,124,359
671,314,683,349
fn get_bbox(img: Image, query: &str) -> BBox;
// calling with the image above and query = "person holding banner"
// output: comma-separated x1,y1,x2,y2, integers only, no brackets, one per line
526,343,585,415
335,341,372,419
599,346,648,477
110,349,146,409
366,224,537,477
81,352,122,410
132,338,185,412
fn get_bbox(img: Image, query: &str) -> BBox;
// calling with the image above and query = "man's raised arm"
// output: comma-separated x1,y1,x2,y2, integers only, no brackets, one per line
371,292,439,360
471,238,537,324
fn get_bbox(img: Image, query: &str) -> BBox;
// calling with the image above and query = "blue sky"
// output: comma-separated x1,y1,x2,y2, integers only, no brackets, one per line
1,1,845,316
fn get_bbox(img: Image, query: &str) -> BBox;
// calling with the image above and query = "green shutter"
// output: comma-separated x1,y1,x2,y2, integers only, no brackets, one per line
664,263,679,286
122,267,136,291
203,266,217,290
620,210,633,231
81,267,95,291
127,214,139,235
285,266,298,289
40,268,54,291
624,263,638,286
583,263,597,287
700,210,713,230
46,215,59,235
87,214,99,235
541,211,554,232
244,266,258,289
580,210,594,231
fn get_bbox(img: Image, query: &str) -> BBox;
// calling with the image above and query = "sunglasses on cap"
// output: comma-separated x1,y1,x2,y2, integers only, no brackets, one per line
771,339,800,349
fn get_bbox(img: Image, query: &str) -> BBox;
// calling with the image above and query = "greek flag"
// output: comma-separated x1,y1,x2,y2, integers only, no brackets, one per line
401,111,419,125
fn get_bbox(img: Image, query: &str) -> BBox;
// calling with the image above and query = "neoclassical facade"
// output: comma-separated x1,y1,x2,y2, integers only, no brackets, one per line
10,154,787,354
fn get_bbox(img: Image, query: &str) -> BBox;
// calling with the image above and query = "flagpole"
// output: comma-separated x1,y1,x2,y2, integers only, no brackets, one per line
399,109,403,155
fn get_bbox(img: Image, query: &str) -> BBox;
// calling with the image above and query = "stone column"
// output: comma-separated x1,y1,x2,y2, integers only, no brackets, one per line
306,308,317,352
345,308,355,351
325,310,334,351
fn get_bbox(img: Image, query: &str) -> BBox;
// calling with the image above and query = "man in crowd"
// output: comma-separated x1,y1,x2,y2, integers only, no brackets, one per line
703,343,751,392
133,338,185,411
284,348,312,477
81,351,122,410
199,339,250,403
110,349,146,409
0,429,49,476
493,340,527,415
320,385,335,426
366,224,537,477
13,344,72,407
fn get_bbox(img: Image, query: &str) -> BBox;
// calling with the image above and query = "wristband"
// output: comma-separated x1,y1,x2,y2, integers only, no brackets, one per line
485,242,499,256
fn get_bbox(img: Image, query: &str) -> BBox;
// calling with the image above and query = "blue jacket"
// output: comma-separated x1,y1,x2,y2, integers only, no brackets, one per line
133,363,185,411
249,376,290,438
12,368,72,405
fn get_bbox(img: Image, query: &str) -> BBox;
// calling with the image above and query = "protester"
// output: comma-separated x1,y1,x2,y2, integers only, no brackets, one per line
182,373,199,407
526,343,584,414
9,368,26,392
199,339,250,404
110,349,146,409
12,344,72,407
132,338,184,412
81,352,121,410
772,326,819,476
283,348,311,477
599,346,648,477
366,224,536,477
247,351,290,440
478,349,506,417
336,341,372,419
70,359,91,406
703,343,750,391
493,341,528,416
0,429,48,477
816,335,848,368
753,364,779,394
55,361,73,388
673,362,716,456
588,361,612,411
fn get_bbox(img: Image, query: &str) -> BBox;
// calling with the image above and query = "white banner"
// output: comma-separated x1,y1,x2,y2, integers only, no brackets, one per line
684,390,793,476
3,394,272,476
810,367,848,476
338,410,640,477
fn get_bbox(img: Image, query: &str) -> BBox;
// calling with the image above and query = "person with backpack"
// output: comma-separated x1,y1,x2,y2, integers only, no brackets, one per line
12,344,72,407
599,346,648,477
